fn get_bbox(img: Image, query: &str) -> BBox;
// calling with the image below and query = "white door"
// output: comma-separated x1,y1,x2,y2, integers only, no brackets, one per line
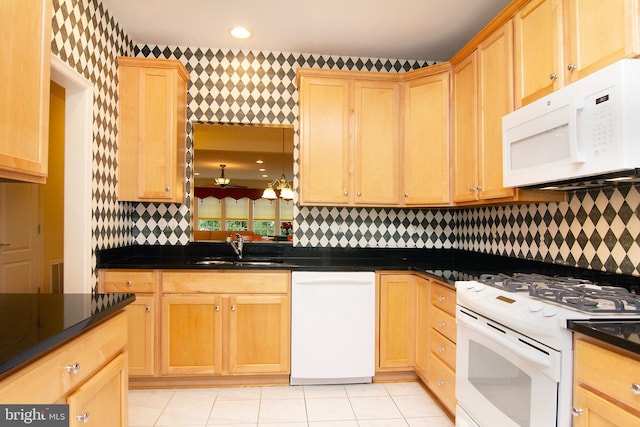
0,183,41,293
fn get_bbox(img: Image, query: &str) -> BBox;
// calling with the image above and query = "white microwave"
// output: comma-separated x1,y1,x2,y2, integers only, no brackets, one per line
502,59,640,188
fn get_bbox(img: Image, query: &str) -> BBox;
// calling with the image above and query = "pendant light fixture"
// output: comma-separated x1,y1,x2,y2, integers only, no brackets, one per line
214,164,230,188
262,129,293,200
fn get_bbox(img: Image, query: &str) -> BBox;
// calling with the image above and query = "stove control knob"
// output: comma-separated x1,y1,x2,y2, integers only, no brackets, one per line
543,306,558,317
473,283,485,292
529,301,543,312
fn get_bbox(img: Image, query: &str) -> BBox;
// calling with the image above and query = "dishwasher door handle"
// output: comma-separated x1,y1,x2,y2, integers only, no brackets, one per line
293,278,374,286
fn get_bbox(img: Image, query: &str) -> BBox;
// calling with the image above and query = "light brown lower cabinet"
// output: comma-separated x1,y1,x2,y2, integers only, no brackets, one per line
0,312,128,426
572,335,640,426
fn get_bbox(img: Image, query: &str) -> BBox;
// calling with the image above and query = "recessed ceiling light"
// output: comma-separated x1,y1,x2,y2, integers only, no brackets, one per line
256,160,263,164
230,27,252,39
262,174,268,178
259,168,266,172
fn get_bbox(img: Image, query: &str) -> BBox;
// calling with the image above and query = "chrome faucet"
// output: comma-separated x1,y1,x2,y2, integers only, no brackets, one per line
226,233,244,259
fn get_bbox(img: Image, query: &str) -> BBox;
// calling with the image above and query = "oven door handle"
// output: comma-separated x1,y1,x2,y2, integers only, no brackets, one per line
460,315,552,368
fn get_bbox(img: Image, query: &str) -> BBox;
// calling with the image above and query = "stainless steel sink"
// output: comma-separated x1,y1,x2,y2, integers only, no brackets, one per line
191,259,235,265
233,261,284,266
188,257,287,267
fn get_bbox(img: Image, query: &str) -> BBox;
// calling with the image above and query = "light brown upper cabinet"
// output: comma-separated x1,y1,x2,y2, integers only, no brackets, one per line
403,68,451,206
453,20,565,205
515,0,640,107
298,70,401,206
117,57,189,202
0,0,52,183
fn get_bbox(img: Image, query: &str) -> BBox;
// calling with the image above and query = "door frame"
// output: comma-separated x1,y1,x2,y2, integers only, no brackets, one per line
50,55,93,294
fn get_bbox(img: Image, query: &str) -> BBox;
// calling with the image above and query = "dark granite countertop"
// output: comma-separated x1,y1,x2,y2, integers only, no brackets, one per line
0,293,135,379
97,243,640,292
568,319,640,355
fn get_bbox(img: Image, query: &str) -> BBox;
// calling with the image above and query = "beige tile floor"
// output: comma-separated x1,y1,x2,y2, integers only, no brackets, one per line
129,381,454,426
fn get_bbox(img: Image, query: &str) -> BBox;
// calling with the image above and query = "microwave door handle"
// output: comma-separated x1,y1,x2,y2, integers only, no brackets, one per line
569,98,587,163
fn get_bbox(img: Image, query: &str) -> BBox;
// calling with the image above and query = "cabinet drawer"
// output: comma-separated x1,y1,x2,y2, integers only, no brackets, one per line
428,352,456,414
0,311,127,403
161,271,290,294
101,270,156,293
430,306,456,343
575,337,640,411
430,328,456,370
430,283,455,314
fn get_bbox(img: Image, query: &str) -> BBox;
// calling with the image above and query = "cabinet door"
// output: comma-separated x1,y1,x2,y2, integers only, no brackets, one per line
452,52,479,202
514,0,563,107
565,0,639,83
353,80,401,205
477,21,516,200
299,76,351,205
573,385,640,427
137,67,177,200
227,294,290,374
161,295,223,375
379,274,416,369
0,0,51,183
414,277,430,378
403,73,450,205
67,352,127,427
127,295,156,376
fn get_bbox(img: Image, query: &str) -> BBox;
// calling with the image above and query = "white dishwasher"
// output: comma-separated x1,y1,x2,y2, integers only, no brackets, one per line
290,271,375,385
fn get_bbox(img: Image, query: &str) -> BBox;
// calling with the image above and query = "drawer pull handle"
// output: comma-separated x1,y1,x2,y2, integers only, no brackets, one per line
572,408,583,416
632,383,640,395
215,305,220,312
550,72,559,80
567,63,577,71
438,322,446,328
438,346,445,352
126,280,132,286
437,380,444,386
145,306,151,312
65,363,80,374
76,412,90,423
438,295,445,302
230,305,236,311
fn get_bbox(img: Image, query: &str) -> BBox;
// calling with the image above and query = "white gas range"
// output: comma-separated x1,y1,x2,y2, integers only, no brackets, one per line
455,273,640,427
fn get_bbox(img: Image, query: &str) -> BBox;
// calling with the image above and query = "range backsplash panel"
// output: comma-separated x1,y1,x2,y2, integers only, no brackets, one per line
456,184,640,276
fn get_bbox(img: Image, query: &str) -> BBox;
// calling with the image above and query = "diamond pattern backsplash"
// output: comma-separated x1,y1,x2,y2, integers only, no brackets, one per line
49,1,640,281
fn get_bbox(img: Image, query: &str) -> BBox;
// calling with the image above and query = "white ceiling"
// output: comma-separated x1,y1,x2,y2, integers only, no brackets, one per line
100,0,511,61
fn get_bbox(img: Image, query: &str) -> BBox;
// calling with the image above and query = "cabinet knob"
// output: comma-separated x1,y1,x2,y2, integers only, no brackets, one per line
571,408,583,417
438,346,445,353
632,383,640,395
343,191,348,196
468,187,476,193
404,193,409,198
215,305,220,312
165,186,170,192
145,306,151,312
76,412,90,423
567,63,577,71
438,322,446,328
549,72,559,80
357,192,361,197
230,305,236,311
438,295,445,302
476,186,483,191
126,280,132,286
437,380,444,386
65,363,80,374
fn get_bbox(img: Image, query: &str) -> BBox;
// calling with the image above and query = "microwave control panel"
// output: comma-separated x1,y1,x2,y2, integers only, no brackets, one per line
590,89,615,156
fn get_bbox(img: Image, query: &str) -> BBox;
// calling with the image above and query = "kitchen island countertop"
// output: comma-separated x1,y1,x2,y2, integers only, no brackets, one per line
0,293,135,379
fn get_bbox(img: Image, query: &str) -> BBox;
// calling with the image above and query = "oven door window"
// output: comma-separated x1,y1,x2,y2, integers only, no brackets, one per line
456,319,561,427
469,340,532,425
